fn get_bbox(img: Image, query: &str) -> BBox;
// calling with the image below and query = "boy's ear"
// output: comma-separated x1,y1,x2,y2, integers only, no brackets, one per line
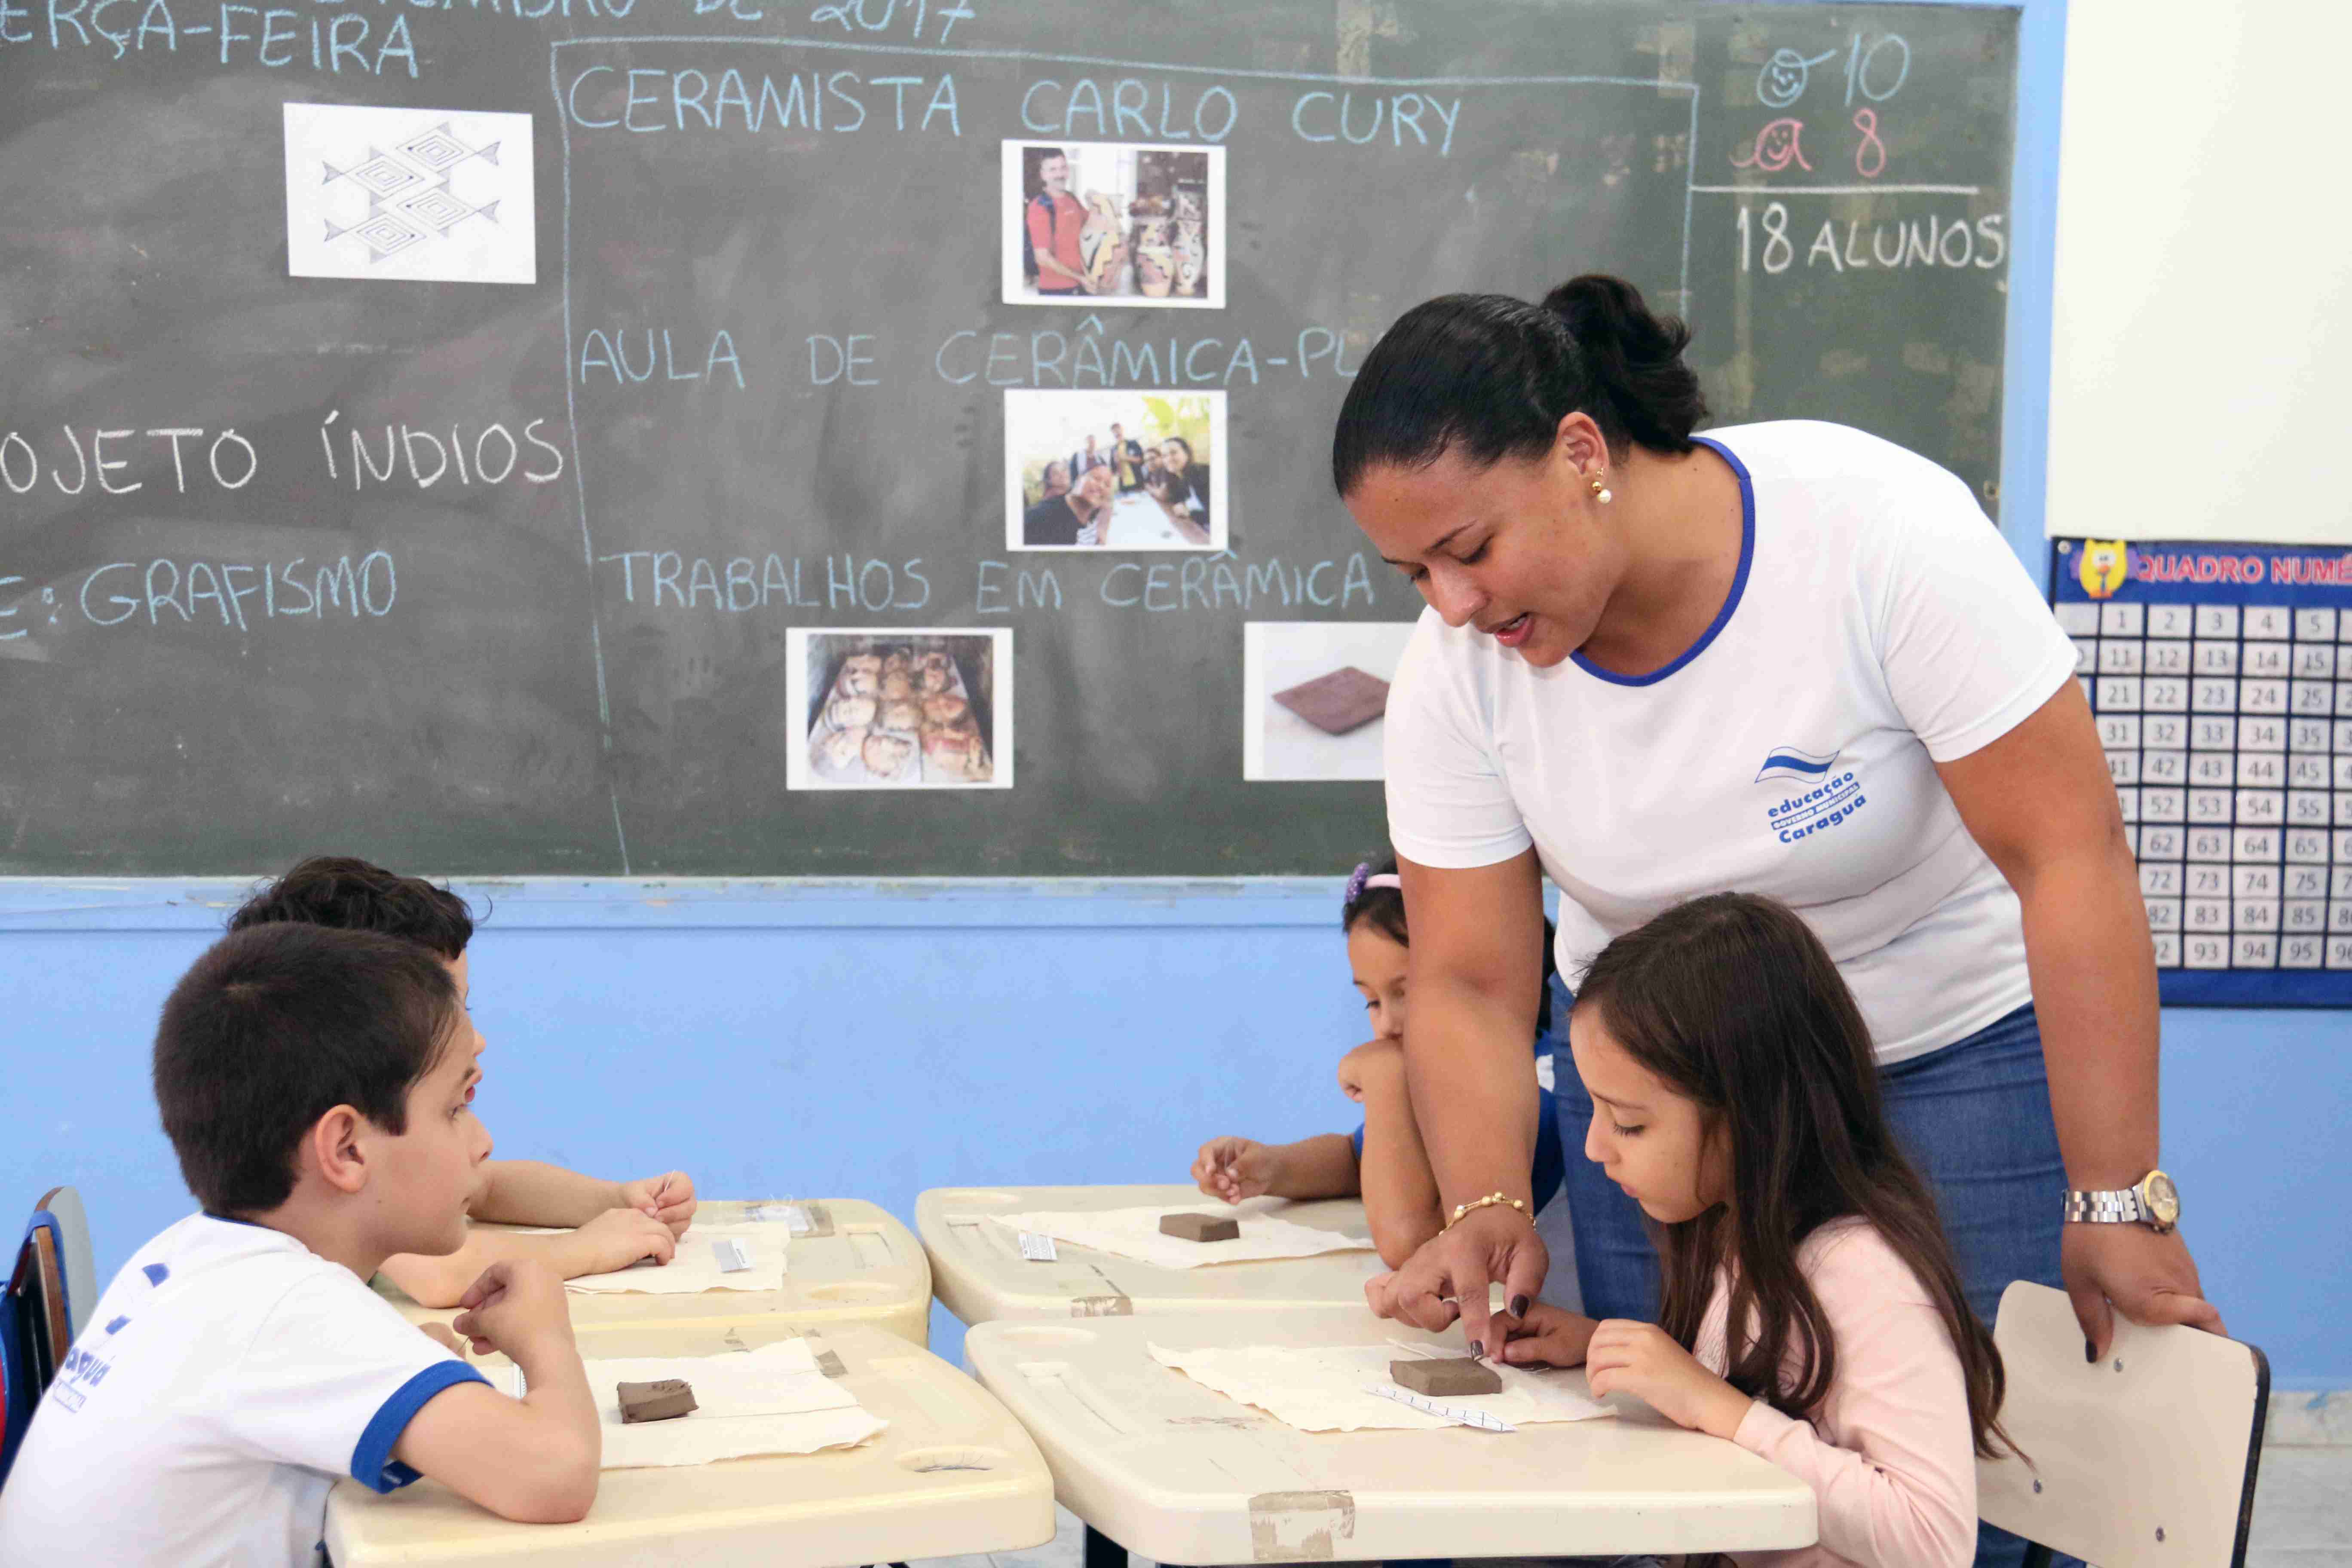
306,1105,372,1196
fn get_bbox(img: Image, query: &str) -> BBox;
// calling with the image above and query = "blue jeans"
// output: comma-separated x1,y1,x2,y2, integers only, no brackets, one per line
1550,994,2067,1568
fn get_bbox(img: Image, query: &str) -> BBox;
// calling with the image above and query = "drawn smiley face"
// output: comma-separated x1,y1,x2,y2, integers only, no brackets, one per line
1758,48,1813,108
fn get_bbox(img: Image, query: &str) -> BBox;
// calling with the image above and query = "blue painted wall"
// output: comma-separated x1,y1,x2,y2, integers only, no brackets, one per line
3,876,2344,1386
6,0,2343,1389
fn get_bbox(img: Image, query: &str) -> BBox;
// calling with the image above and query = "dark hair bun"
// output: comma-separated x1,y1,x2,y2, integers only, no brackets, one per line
1540,275,1707,450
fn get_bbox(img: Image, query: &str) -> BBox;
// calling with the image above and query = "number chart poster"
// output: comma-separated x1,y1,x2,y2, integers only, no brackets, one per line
2053,538,2352,1006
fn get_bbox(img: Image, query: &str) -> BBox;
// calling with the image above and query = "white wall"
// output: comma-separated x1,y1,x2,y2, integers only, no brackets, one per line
2048,2,2352,544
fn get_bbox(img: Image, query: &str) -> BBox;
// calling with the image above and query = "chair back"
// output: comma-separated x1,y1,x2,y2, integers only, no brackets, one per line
1979,1280,2267,1568
1,1207,72,1486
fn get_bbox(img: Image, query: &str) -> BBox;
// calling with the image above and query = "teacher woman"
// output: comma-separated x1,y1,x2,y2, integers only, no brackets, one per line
1335,278,2219,1424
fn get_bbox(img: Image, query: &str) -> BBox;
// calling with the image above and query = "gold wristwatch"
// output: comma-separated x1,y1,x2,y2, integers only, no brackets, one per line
2061,1169,2180,1234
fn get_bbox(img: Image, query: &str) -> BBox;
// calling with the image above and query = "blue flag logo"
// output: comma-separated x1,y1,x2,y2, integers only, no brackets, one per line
1755,746,1841,784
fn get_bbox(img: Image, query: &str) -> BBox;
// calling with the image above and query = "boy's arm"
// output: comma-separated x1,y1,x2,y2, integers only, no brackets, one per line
472,1161,697,1234
469,1160,626,1227
1349,1041,1444,1268
394,1262,600,1524
1191,1133,1361,1204
381,1210,677,1309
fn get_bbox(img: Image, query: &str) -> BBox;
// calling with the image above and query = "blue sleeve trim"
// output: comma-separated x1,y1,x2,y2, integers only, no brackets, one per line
1349,1122,1366,1159
1531,1087,1566,1211
349,1360,487,1493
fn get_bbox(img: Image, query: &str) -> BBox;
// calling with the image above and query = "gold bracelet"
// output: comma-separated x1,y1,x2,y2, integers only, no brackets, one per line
1443,1192,1530,1232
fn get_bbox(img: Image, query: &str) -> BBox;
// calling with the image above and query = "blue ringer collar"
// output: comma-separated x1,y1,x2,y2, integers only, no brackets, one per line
1568,434,1755,688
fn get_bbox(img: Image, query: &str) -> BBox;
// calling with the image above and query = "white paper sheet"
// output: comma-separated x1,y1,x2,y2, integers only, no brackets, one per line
571,1339,887,1468
563,1223,788,1295
283,103,535,284
986,1205,1372,1270
1148,1340,1617,1432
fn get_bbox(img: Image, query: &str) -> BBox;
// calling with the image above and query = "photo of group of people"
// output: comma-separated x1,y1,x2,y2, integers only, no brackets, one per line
1004,389,1226,552
1001,140,1225,309
784,629,1014,792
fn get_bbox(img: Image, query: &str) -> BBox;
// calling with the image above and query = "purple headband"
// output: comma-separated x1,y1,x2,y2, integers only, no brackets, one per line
1343,862,1404,906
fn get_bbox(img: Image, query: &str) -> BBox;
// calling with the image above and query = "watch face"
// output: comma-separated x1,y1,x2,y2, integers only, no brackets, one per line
2144,1170,2180,1225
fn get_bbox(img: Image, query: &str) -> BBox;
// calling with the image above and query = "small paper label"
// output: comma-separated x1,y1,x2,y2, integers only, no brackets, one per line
1362,1381,1517,1432
746,1202,815,1234
713,1237,754,1273
1018,1231,1058,1262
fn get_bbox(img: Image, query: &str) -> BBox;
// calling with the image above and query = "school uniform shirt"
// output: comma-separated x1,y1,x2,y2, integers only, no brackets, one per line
1697,1219,1978,1568
1384,420,2076,1062
0,1213,488,1568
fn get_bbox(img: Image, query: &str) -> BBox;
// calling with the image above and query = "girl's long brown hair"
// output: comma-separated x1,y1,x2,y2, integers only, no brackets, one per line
1576,893,2014,1458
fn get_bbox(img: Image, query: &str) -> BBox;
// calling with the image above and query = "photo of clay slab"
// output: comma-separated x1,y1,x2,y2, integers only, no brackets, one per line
785,628,1013,791
1004,389,1227,553
1243,621,1419,781
1000,140,1225,309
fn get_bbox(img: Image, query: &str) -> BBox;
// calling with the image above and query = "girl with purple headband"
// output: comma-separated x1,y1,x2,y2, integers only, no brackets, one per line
1189,852,1571,1281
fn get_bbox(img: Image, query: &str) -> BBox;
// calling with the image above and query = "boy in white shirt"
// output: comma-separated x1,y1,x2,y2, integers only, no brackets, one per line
227,855,698,1308
0,922,603,1565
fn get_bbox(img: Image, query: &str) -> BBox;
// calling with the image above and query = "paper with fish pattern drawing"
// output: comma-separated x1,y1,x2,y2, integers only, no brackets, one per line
1149,1340,1616,1433
986,1205,1373,1270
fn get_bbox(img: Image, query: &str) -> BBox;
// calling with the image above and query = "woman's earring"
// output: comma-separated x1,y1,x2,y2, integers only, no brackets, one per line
1589,471,1614,505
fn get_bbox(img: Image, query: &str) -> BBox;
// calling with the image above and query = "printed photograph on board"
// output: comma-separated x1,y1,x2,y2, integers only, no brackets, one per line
1000,139,1225,309
1243,622,1419,781
784,628,1012,791
1004,389,1227,552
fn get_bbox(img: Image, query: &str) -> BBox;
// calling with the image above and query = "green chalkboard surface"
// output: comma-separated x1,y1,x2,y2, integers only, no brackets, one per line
0,2,2016,875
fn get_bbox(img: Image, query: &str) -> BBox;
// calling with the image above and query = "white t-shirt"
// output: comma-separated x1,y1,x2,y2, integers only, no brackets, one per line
1384,420,2076,1062
0,1213,487,1568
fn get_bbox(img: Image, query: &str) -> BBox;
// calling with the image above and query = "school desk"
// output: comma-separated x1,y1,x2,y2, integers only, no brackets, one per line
963,1308,1818,1564
374,1199,932,1348
325,1320,1055,1567
917,1184,1385,1325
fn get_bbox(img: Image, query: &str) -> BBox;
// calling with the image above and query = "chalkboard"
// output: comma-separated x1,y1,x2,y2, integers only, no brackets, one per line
0,1,2017,876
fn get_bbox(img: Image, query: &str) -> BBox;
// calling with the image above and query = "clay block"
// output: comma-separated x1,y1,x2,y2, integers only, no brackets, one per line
1272,667,1391,735
617,1378,698,1423
1159,1212,1241,1243
1389,1358,1502,1397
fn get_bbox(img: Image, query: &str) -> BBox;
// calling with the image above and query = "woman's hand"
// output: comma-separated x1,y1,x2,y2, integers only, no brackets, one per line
1371,1202,1548,1359
1191,1136,1280,1203
2063,1222,2225,1358
1497,1302,1598,1369
1583,1320,1754,1439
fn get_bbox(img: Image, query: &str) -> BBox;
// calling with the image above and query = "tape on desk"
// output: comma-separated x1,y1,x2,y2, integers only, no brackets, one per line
798,1201,837,1238
1246,1490,1356,1562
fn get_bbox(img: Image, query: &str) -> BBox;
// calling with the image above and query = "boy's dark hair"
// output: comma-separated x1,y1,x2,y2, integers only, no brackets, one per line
1332,274,1706,497
229,855,475,960
1341,852,1561,1034
154,923,461,1214
1575,892,2013,1460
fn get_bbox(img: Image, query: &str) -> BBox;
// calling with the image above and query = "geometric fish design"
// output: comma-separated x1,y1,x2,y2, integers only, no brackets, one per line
320,123,503,265
285,103,534,285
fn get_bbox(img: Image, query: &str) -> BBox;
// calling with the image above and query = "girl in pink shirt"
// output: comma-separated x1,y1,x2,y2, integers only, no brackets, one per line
1503,893,2016,1568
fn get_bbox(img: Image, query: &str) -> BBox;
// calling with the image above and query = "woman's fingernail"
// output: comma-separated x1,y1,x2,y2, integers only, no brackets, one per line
1510,1295,1530,1317
2084,1338,2096,1363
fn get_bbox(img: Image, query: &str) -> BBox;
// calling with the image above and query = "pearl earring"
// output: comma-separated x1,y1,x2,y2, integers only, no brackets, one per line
1589,472,1614,505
